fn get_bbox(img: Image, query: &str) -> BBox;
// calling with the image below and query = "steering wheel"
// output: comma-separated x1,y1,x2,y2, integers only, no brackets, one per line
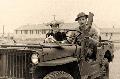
74,31,83,45
66,30,82,44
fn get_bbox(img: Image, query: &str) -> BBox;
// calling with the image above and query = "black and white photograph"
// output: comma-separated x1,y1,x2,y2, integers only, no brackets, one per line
0,0,119,79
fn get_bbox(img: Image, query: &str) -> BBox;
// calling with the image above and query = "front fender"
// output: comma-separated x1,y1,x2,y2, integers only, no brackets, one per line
37,57,78,66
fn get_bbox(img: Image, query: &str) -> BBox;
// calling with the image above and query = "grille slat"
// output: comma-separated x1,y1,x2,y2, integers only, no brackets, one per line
16,53,18,78
21,53,23,78
9,52,12,77
12,53,15,78
25,53,27,78
5,52,8,78
18,54,20,78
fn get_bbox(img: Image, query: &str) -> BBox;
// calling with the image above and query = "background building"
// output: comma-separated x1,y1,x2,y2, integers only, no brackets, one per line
14,24,50,40
100,28,120,42
14,23,120,42
14,23,78,39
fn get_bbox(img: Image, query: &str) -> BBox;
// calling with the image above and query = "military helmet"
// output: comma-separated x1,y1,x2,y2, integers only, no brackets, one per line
75,12,88,21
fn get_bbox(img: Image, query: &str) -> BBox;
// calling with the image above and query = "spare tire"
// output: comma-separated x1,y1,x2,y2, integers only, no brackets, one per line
43,71,74,79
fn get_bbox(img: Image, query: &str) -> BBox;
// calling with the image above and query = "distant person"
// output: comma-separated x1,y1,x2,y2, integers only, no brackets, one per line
45,22,67,42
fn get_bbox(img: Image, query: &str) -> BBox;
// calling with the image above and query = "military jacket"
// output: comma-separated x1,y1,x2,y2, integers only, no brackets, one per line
69,24,99,44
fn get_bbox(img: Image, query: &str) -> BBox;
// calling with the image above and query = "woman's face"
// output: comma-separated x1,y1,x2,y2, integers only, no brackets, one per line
77,16,87,26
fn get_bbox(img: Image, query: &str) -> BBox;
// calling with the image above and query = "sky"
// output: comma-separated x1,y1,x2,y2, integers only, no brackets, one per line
0,0,120,33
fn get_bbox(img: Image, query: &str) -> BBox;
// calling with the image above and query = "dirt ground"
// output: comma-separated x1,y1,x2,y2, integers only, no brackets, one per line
109,44,120,79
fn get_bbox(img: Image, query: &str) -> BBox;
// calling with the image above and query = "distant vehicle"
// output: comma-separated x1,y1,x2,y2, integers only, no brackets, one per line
0,30,114,79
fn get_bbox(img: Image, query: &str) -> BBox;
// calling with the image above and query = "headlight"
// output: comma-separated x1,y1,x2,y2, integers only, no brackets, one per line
31,53,39,64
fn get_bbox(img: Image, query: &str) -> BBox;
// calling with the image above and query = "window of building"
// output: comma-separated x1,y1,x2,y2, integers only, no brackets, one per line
36,30,37,34
24,30,28,34
32,30,34,34
38,30,39,34
21,30,23,34
111,33,113,36
30,30,33,34
64,29,66,32
36,30,39,34
105,33,108,36
30,30,31,34
16,30,18,34
42,29,46,34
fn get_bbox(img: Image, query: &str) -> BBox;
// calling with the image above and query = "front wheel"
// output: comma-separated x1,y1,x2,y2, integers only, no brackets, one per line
43,71,74,79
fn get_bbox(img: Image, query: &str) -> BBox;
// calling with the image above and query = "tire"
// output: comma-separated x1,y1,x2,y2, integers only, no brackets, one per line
43,71,74,79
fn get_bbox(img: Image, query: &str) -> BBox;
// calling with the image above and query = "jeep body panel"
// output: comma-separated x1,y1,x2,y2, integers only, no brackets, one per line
40,44,80,62
38,57,78,66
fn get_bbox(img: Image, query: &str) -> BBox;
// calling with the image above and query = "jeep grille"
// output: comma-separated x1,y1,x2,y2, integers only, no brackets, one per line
0,49,32,79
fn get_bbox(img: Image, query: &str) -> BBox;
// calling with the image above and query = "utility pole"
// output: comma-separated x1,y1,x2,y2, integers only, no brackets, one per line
3,25,4,35
2,25,4,38
113,25,115,29
53,15,56,21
